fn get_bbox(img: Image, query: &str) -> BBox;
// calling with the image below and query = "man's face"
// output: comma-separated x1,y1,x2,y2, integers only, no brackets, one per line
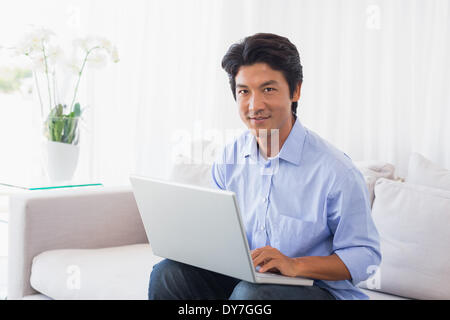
235,62,300,138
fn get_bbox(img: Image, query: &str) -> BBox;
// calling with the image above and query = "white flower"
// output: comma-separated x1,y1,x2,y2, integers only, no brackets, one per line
25,44,62,72
7,26,120,119
11,26,62,73
73,35,119,66
72,36,92,52
14,26,56,56
34,26,55,42
44,44,62,65
65,56,83,75
99,38,113,53
73,36,104,52
86,50,108,69
29,54,46,71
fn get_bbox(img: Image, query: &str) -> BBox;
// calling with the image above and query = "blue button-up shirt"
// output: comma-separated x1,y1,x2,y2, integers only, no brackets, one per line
211,118,381,300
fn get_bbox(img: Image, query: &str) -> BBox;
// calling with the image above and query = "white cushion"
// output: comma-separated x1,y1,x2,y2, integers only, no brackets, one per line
169,156,213,188
361,178,450,299
30,242,411,300
406,152,450,191
169,139,221,188
30,244,163,300
354,161,396,207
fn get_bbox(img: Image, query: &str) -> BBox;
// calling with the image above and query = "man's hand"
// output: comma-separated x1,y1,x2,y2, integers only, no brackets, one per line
251,246,299,277
251,246,352,281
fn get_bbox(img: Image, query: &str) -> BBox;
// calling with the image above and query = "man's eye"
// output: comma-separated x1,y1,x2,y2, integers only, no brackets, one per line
264,87,275,92
238,89,248,95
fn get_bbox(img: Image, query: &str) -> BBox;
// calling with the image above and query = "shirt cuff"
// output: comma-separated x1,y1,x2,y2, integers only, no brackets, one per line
334,247,379,285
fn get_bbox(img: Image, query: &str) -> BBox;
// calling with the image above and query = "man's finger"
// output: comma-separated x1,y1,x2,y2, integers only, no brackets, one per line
251,246,267,259
252,246,279,267
250,249,260,259
251,246,272,257
253,251,271,267
259,259,278,273
252,251,265,267
253,251,276,268
251,247,263,256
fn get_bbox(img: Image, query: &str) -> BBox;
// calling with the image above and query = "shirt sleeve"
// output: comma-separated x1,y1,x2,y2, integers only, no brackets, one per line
327,167,382,285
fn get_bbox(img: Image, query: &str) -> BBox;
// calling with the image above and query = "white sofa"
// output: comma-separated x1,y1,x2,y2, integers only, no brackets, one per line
7,152,450,300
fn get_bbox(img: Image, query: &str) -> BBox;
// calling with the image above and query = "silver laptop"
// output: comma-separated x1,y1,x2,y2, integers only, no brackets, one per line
129,175,313,287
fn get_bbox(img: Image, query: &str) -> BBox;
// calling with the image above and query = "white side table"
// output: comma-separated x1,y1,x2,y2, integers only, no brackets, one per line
0,183,102,300
0,185,27,256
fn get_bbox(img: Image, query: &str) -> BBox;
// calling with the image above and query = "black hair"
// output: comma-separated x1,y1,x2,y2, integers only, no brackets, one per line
221,33,303,116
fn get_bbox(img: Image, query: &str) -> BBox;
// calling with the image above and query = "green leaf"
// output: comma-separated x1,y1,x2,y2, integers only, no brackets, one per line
68,118,76,144
56,104,63,117
61,117,70,143
44,103,81,144
52,118,64,142
73,102,81,117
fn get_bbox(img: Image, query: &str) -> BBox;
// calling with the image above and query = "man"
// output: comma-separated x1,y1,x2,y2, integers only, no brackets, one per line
148,33,381,300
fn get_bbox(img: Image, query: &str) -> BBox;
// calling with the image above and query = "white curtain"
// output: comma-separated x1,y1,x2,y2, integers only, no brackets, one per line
1,0,449,185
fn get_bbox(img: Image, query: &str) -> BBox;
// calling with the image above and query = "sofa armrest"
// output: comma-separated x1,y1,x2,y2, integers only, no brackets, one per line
7,186,147,299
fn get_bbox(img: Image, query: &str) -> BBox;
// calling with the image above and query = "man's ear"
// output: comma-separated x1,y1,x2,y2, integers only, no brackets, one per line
293,82,302,101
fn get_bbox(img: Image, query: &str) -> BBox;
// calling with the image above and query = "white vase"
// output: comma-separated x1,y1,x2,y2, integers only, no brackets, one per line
44,140,80,183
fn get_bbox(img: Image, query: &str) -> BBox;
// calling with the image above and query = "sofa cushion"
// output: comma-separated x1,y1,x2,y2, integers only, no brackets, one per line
406,152,450,191
31,242,409,300
169,139,222,188
359,178,450,299
30,244,163,300
169,155,213,188
354,161,396,207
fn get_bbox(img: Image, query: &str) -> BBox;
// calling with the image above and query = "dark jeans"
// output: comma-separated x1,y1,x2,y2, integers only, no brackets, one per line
148,259,336,300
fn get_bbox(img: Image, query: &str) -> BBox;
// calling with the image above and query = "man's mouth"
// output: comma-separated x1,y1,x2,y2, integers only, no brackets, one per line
249,116,270,120
249,116,270,124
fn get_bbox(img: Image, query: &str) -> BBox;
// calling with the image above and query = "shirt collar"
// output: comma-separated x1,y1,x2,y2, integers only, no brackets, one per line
242,117,307,166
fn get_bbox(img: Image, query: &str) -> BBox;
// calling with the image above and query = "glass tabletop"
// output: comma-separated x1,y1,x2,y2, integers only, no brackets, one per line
0,182,103,191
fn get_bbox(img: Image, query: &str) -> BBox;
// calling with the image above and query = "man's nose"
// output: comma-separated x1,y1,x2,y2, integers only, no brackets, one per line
249,92,265,113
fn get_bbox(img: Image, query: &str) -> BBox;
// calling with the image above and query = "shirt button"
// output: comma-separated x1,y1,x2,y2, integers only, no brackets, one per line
260,226,265,231
262,197,267,203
